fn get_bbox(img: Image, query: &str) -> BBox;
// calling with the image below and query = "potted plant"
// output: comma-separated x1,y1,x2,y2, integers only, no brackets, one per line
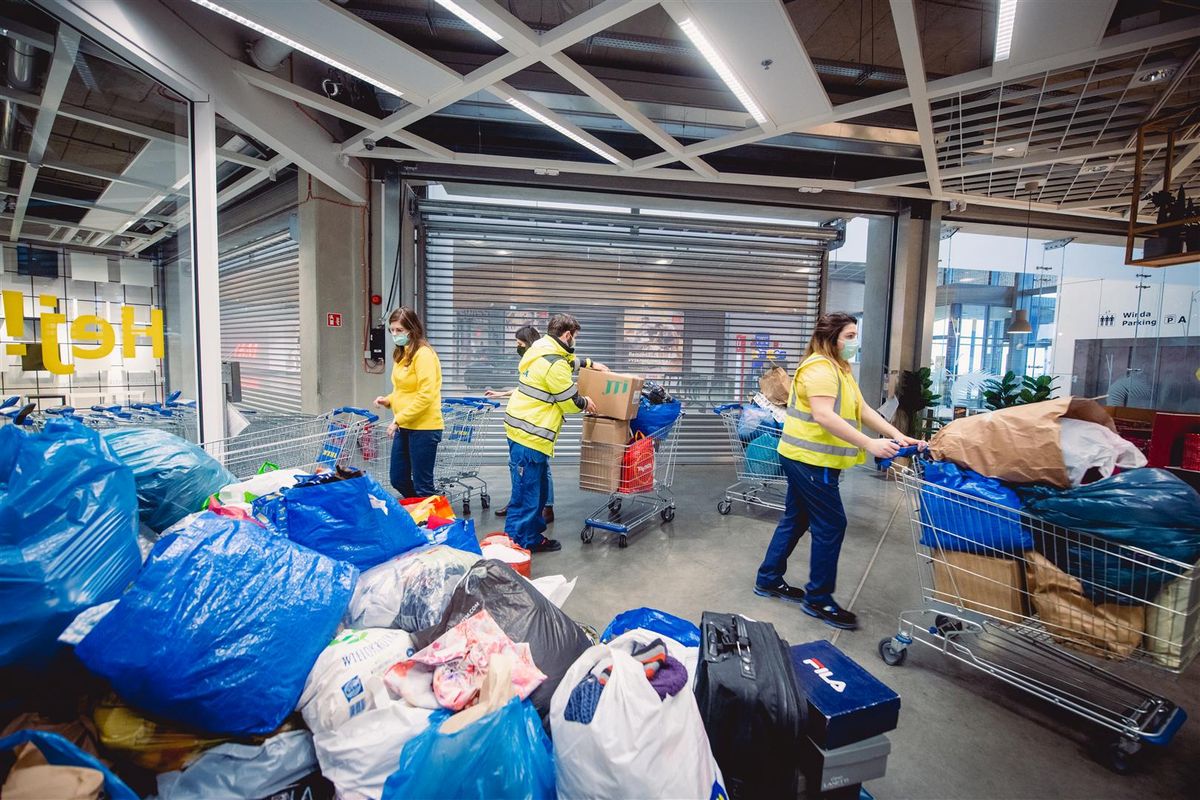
897,367,941,438
982,371,1058,410
1145,188,1185,258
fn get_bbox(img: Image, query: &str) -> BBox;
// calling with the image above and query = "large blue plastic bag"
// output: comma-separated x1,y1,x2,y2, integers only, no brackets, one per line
1020,468,1200,604
254,470,425,570
74,512,357,735
918,460,1031,553
745,432,782,477
424,517,482,555
0,729,138,800
601,607,700,646
630,398,682,438
0,419,140,667
382,698,555,800
103,427,235,532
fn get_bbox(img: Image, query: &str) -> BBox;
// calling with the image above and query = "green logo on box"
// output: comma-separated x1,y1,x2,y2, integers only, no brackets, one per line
604,379,629,395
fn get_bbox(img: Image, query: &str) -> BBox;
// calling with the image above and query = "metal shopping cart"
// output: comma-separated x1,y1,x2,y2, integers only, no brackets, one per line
713,403,787,515
878,458,1195,772
201,406,381,480
578,414,684,549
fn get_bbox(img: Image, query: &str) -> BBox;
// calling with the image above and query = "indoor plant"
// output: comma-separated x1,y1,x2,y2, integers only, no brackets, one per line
983,371,1058,410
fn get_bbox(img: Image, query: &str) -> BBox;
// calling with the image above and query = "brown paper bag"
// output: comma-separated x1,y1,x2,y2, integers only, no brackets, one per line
1025,551,1145,659
759,365,790,407
931,550,1027,624
929,397,1115,488
1,743,104,800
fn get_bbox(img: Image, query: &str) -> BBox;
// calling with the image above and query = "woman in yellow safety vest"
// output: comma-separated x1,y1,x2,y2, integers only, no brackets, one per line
374,307,444,498
754,312,924,630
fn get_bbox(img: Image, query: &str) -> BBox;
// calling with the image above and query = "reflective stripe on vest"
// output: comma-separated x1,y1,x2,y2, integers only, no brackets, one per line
504,413,557,442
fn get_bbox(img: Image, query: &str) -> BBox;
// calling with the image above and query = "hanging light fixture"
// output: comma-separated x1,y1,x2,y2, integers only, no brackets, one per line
1008,181,1037,336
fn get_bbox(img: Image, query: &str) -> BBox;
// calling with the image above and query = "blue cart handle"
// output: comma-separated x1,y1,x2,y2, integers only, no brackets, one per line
712,403,743,414
332,406,380,423
44,406,75,415
92,404,122,413
461,396,502,408
0,396,18,409
165,390,182,404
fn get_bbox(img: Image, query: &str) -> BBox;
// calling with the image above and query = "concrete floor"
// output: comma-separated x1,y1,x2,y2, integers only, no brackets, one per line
470,464,1200,800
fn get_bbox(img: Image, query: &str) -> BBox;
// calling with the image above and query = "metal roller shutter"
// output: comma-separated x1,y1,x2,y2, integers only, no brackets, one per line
219,232,301,412
419,200,834,463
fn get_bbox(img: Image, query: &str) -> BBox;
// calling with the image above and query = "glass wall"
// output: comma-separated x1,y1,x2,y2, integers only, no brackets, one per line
0,0,196,437
932,228,1200,414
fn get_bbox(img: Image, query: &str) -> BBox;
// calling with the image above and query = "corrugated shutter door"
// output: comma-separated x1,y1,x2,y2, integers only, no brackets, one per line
219,232,301,411
420,200,833,463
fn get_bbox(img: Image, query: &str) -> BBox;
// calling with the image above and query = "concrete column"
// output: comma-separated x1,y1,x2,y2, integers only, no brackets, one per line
885,202,942,396
298,172,383,413
858,216,894,407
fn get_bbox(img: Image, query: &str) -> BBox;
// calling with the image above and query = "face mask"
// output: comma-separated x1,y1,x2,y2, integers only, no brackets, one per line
393,333,410,347
516,345,528,356
840,341,859,360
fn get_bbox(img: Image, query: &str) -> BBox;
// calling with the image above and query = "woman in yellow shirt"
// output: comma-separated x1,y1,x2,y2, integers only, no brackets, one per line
373,307,444,497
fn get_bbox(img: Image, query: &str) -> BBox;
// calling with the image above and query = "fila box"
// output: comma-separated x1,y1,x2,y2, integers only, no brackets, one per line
577,367,644,420
789,641,900,750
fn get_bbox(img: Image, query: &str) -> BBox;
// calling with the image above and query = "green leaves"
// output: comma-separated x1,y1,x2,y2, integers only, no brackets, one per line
983,371,1058,410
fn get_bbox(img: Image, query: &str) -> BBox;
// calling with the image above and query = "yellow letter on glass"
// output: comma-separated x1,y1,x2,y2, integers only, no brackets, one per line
71,315,116,360
121,306,165,359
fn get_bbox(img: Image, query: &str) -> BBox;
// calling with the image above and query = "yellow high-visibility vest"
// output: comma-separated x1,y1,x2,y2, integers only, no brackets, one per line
777,354,865,469
504,335,584,456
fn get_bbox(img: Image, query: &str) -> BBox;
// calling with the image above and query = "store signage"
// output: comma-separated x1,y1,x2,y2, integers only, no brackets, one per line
1098,310,1189,328
327,313,342,327
1,289,164,375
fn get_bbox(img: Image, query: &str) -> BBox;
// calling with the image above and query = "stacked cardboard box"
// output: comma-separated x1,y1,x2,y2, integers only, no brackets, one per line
577,368,643,493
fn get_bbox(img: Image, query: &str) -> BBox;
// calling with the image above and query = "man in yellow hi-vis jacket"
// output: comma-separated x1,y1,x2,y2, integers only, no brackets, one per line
504,314,597,552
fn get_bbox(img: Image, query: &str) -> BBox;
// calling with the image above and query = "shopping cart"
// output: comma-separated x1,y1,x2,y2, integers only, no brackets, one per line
436,397,500,515
201,407,381,480
878,458,1195,772
0,396,34,427
713,403,787,515
579,414,684,549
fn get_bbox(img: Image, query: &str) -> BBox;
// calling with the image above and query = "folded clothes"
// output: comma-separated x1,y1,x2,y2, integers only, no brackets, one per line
562,639,686,724
648,656,687,699
592,638,668,686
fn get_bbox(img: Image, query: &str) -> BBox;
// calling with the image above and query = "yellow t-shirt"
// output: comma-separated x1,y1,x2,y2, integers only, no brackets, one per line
389,345,444,430
795,359,864,416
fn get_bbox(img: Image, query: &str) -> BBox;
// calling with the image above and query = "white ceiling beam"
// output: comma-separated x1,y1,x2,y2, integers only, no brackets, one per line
486,82,632,168
340,0,655,153
0,211,152,240
235,65,453,159
93,172,190,248
10,28,80,241
40,0,367,202
0,187,173,223
888,0,940,195
0,148,178,194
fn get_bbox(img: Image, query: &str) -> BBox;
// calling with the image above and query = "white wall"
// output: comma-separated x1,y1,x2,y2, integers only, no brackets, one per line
827,279,865,314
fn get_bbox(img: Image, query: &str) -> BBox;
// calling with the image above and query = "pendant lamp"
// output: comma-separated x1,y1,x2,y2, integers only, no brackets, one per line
1008,181,1038,336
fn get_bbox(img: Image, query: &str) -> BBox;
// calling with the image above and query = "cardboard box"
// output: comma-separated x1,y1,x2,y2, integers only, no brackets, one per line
577,368,644,420
789,642,900,750
579,416,628,493
931,550,1026,624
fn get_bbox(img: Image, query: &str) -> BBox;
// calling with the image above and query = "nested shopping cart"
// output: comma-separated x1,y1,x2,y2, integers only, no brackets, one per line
713,403,787,515
579,414,684,549
878,459,1195,772
201,406,381,479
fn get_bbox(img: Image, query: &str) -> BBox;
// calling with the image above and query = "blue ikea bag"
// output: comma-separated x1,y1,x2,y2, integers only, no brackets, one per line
424,517,483,555
0,419,140,667
103,427,235,532
745,432,782,478
630,398,682,438
601,607,701,647
254,470,426,570
918,460,1031,553
382,698,556,800
74,512,357,736
0,730,138,800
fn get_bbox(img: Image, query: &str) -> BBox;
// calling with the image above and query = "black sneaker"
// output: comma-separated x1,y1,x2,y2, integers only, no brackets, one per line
495,505,508,518
754,582,806,605
802,600,858,630
530,537,562,553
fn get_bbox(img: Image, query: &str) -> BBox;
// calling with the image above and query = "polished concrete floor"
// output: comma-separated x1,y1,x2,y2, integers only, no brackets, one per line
471,464,1199,800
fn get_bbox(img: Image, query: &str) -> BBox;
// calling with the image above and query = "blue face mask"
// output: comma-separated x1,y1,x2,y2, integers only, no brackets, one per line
393,333,410,347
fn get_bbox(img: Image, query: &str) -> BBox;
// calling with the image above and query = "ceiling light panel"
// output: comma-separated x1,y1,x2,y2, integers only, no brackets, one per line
432,0,503,42
186,0,406,97
676,17,768,126
504,97,621,164
994,0,1018,63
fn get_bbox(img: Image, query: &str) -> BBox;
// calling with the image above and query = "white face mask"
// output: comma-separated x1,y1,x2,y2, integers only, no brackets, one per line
840,341,859,360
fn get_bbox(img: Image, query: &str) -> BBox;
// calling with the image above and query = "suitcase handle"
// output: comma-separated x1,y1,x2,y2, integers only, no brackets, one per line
703,616,757,679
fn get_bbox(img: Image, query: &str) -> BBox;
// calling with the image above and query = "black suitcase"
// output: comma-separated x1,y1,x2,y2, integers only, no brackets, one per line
695,611,806,800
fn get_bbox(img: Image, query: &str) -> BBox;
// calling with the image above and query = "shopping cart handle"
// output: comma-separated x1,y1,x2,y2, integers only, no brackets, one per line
165,390,182,404
1,396,18,409
712,403,743,414
874,444,923,471
333,406,380,423
14,403,36,425
92,404,121,413
44,406,75,416
461,396,501,408
1142,705,1188,746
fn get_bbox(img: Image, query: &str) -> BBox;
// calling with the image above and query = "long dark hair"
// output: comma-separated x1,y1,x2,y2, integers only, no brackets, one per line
804,312,858,371
390,306,429,365
515,325,540,347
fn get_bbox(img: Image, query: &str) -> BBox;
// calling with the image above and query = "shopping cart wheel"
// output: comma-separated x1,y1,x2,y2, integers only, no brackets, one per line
608,498,622,514
462,500,471,516
660,506,676,523
933,615,964,637
717,499,733,515
878,637,907,666
1096,737,1141,775
480,493,491,510
580,527,594,544
618,534,629,549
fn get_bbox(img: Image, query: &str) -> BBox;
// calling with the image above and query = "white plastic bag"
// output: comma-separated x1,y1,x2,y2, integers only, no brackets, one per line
311,678,431,800
527,574,577,608
612,628,699,685
297,628,414,735
550,638,725,800
217,469,307,510
346,546,478,632
152,730,316,800
1059,418,1147,487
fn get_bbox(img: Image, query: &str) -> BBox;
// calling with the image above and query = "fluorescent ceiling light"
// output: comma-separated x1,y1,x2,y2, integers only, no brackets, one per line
432,0,503,42
994,0,1018,63
504,97,621,164
676,18,768,126
186,0,405,97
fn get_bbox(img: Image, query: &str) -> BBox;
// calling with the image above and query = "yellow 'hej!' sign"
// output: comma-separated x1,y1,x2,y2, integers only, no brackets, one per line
1,289,164,375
